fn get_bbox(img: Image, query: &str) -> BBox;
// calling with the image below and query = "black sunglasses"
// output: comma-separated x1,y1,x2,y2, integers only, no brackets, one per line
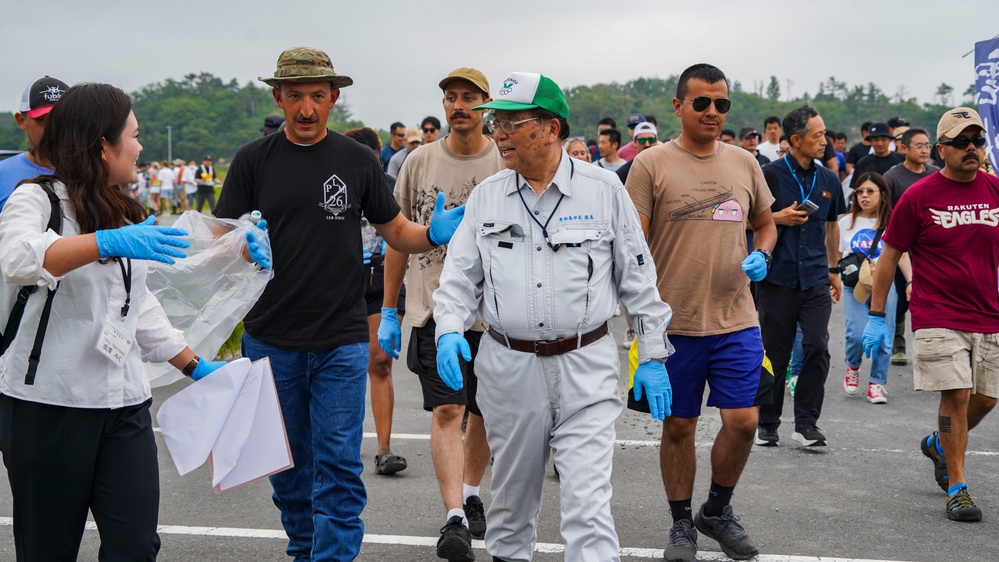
939,135,986,149
422,127,438,133
683,97,731,113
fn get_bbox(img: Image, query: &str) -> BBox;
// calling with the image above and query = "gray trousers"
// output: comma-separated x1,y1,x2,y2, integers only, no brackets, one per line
476,334,621,562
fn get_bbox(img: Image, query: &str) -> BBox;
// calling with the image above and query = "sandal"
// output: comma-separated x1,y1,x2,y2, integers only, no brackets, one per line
374,451,407,475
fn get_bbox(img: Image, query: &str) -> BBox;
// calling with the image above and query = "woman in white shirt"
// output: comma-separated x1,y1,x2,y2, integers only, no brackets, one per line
837,172,911,404
0,83,227,561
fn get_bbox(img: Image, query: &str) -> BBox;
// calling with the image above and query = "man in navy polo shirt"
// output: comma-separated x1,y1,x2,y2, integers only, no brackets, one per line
755,105,845,448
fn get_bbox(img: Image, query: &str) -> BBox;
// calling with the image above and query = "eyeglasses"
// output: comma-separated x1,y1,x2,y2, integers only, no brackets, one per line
636,137,658,145
422,127,438,133
907,143,932,150
393,132,406,137
855,188,880,195
939,135,986,149
681,97,731,113
486,117,539,134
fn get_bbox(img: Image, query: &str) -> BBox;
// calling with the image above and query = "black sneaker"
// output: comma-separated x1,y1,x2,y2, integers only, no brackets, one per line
755,427,778,447
436,515,474,561
693,503,759,560
920,432,949,492
664,518,697,562
374,451,407,475
792,424,826,447
946,487,983,522
464,495,486,539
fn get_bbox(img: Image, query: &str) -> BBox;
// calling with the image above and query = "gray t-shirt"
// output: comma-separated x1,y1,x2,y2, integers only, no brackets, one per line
596,157,627,172
883,163,939,207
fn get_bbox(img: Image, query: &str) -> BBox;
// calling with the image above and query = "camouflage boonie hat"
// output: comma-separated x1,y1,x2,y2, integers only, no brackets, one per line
258,46,353,89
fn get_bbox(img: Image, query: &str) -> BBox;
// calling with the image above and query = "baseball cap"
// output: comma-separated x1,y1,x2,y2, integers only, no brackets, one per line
472,72,569,120
627,113,647,128
887,116,909,128
439,67,490,97
19,76,69,119
892,126,910,141
634,122,658,137
936,107,985,141
738,127,761,140
867,123,892,139
405,128,422,143
259,114,285,134
259,46,353,89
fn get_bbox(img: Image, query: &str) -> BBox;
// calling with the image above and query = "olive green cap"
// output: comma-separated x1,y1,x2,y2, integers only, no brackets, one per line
258,46,353,89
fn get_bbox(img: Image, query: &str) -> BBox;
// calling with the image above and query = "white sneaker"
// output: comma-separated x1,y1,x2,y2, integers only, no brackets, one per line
621,329,635,349
867,383,888,404
844,366,860,395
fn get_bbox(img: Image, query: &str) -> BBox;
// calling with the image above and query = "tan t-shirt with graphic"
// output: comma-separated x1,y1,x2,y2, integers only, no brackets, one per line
395,136,505,329
625,140,774,336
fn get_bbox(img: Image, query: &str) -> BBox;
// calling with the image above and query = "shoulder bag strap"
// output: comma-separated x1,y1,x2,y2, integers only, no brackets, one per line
22,181,63,385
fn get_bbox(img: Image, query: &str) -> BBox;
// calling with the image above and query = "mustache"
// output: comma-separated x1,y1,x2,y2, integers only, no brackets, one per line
450,112,471,120
963,153,980,162
295,116,318,123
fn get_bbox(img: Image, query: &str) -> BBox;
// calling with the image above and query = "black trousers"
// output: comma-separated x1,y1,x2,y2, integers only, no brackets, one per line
757,281,832,429
893,267,909,350
194,186,216,213
0,395,160,562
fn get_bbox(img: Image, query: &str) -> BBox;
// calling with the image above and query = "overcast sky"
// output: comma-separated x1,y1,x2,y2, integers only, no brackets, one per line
3,0,997,131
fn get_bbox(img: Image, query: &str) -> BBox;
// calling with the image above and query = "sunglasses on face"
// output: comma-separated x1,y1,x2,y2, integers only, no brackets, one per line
423,127,438,133
394,132,406,137
939,135,986,149
636,137,658,145
682,97,731,113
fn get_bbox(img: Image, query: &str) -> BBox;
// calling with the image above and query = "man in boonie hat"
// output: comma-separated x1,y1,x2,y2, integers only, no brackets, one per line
215,47,467,561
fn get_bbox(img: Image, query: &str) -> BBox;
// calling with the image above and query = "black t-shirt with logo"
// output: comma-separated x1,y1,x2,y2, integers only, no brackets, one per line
850,152,905,187
215,131,401,350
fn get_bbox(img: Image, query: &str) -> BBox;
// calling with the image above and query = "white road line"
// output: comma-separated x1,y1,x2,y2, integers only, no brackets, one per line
0,518,908,561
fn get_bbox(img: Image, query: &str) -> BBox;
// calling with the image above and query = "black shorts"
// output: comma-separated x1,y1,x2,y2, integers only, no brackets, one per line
364,257,406,317
407,317,482,415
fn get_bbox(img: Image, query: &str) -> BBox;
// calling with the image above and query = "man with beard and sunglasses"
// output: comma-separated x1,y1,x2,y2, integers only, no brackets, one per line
379,67,503,562
625,63,776,562
864,107,999,523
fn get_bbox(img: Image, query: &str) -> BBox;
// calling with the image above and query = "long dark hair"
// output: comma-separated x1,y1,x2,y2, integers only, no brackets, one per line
849,172,892,230
35,83,147,233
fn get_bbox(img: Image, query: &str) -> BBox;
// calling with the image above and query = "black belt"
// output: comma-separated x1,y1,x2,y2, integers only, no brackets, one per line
487,322,609,357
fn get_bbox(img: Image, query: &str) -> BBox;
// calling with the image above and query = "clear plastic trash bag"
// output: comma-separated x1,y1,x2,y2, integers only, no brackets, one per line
145,212,273,387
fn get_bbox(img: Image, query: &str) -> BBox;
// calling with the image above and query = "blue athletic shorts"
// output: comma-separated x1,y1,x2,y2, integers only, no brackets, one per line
628,326,772,417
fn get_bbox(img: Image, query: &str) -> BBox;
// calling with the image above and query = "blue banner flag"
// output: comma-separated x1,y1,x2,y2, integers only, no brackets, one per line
975,37,999,172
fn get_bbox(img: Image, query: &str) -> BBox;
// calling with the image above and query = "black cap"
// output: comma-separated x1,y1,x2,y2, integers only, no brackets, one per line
259,114,285,135
738,127,761,140
867,123,892,139
627,113,647,128
19,76,70,118
886,116,909,128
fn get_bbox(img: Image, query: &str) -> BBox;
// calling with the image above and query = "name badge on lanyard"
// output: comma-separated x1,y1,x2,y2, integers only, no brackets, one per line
95,258,134,368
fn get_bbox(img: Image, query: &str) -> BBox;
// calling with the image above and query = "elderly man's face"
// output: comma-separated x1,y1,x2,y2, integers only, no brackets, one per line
491,110,552,172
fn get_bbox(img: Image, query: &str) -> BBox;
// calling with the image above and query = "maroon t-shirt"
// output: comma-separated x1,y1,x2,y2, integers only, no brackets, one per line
884,170,999,333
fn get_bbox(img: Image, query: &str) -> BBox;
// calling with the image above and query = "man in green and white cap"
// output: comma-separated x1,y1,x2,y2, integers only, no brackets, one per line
433,71,674,562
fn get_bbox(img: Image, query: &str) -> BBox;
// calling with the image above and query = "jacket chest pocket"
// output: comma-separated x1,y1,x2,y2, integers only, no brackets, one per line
547,222,611,324
479,221,527,320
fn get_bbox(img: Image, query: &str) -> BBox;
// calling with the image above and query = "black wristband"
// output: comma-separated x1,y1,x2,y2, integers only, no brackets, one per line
829,267,840,274
426,226,441,248
868,311,886,318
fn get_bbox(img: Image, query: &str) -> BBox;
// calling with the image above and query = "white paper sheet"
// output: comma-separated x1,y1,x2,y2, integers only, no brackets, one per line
156,357,293,493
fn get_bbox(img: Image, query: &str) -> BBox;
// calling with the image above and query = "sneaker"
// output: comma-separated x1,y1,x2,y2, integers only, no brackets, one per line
891,350,908,365
463,495,486,540
692,503,759,560
792,424,826,447
664,519,698,562
436,515,474,561
622,328,636,349
844,366,860,395
866,383,887,404
754,427,778,447
374,451,407,475
920,432,949,492
947,487,983,522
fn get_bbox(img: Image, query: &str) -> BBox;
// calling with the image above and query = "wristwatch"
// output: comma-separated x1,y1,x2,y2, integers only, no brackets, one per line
754,249,772,269
828,267,840,274
182,356,201,377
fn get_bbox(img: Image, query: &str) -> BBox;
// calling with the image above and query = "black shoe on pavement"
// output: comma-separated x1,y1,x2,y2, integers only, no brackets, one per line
947,488,983,522
693,503,759,560
792,424,826,447
374,451,407,475
464,495,487,539
754,427,778,447
664,518,698,562
437,515,474,561
920,432,949,492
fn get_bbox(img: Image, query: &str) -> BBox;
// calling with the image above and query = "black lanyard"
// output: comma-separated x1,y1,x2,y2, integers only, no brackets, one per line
515,159,573,252
115,258,132,318
783,155,817,203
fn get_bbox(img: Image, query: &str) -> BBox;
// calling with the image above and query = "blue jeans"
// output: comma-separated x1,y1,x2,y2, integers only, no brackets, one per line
241,333,368,562
789,324,804,376
843,284,897,385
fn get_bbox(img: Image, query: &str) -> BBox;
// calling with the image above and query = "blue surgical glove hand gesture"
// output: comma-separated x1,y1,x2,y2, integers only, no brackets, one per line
363,251,373,265
428,192,465,246
633,361,672,421
378,307,402,359
94,216,190,264
245,219,271,269
436,332,471,391
862,315,891,359
191,358,227,381
741,251,768,282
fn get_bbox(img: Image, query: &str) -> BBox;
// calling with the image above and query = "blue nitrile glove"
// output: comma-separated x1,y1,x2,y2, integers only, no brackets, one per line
380,239,387,255
363,251,373,265
633,361,672,421
245,219,271,269
741,251,768,282
862,315,891,359
437,332,471,391
378,307,402,359
94,216,189,264
428,192,466,246
191,358,227,381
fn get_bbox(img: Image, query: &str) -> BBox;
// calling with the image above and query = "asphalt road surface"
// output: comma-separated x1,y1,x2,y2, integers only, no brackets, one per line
1,295,997,561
